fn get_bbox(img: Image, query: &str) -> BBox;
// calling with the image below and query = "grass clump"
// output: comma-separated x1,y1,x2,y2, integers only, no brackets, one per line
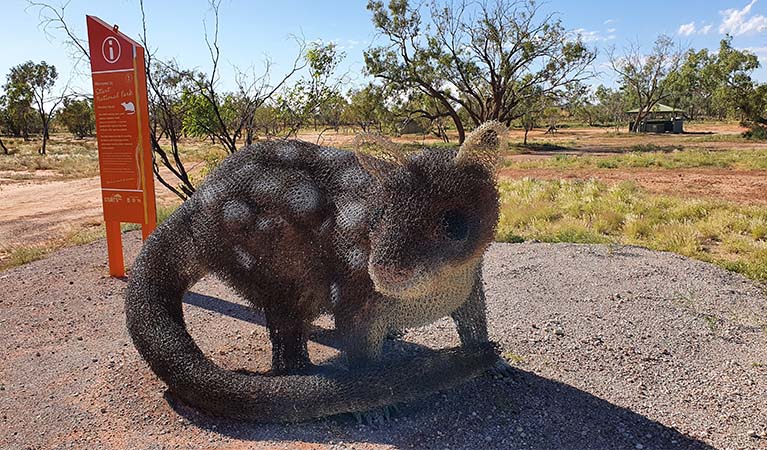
0,247,49,271
628,144,681,153
743,126,767,140
509,142,572,153
496,178,767,284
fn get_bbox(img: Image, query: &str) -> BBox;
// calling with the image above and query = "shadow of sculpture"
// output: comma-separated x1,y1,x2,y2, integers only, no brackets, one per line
184,291,266,325
172,291,713,450
184,291,341,349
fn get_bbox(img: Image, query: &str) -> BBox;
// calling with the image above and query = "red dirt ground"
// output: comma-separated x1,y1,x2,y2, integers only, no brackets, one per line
498,167,767,205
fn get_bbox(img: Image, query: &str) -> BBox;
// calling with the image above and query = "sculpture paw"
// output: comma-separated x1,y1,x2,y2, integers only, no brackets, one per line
351,404,401,425
487,356,515,379
269,362,317,376
385,329,405,341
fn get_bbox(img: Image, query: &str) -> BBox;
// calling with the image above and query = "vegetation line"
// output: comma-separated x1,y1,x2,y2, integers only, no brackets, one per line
496,179,767,284
4,181,766,290
505,148,767,171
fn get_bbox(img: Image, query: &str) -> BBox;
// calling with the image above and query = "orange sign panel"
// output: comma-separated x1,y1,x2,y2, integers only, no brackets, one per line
87,15,156,277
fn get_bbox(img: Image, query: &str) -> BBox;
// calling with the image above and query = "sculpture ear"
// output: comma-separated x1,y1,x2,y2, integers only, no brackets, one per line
454,121,507,169
352,132,408,181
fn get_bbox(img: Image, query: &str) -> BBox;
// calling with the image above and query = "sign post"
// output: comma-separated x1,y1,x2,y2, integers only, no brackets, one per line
86,16,157,277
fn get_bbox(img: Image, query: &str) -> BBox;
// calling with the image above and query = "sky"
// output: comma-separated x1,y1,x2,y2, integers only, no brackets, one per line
1,0,766,97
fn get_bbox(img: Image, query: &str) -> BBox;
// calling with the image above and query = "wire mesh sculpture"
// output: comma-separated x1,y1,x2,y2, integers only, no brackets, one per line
125,122,509,423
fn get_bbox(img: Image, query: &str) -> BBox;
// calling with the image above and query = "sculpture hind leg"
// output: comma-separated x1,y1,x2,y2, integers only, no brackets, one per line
264,304,312,374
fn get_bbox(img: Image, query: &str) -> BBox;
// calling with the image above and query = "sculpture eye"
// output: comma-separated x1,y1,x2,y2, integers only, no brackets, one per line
440,210,468,241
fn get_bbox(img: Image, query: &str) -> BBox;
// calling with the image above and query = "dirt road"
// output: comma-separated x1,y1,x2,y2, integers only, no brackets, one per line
0,177,104,251
0,176,178,255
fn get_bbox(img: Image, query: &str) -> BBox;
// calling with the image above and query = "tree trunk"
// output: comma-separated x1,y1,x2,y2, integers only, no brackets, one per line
524,127,529,145
245,127,253,146
447,110,466,144
435,124,449,143
630,110,646,133
0,137,8,155
39,122,50,155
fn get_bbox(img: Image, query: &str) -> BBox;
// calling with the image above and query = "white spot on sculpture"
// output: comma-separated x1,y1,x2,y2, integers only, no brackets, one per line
250,175,282,200
345,246,367,270
255,217,276,233
286,182,321,216
234,246,256,270
222,200,253,226
275,144,299,162
337,200,367,230
329,281,340,306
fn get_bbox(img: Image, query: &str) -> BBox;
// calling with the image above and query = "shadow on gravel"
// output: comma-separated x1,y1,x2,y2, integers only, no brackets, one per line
177,292,714,450
185,292,265,325
184,291,340,348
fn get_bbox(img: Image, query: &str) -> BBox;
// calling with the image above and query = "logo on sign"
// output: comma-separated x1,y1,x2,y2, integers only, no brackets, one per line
102,36,121,64
105,193,123,203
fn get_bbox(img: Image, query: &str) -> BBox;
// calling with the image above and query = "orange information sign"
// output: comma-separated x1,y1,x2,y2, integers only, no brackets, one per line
87,15,156,277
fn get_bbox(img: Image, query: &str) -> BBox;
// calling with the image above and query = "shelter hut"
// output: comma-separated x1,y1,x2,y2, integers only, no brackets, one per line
399,118,428,134
626,103,687,134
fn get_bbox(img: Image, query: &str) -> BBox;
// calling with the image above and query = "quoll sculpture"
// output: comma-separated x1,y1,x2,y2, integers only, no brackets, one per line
126,122,509,422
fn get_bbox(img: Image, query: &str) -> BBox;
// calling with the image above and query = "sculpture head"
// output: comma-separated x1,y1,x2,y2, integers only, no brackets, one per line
357,122,505,299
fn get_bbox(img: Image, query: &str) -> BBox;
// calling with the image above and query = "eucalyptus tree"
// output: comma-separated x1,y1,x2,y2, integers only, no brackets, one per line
365,0,596,143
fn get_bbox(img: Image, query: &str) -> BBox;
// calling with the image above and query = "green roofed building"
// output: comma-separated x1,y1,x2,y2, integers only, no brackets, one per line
626,103,687,134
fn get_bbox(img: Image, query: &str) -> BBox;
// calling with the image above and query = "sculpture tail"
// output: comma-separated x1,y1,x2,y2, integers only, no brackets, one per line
125,204,496,423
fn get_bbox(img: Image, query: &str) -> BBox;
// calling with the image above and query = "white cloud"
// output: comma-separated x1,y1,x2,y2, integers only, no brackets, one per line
678,21,697,36
330,38,368,51
741,45,767,58
719,0,767,35
604,19,616,25
572,24,620,43
574,28,605,42
677,20,717,36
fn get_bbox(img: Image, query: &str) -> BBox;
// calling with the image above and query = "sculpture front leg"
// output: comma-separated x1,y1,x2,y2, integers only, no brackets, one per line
451,269,513,378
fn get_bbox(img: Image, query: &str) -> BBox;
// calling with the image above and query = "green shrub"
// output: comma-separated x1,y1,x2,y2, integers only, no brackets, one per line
743,126,767,140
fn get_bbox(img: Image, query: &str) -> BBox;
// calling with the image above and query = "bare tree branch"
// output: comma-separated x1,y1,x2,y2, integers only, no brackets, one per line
27,1,90,62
